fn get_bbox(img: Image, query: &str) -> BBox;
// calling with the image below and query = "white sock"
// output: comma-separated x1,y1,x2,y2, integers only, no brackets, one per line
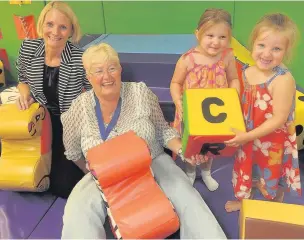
185,164,196,185
201,169,219,191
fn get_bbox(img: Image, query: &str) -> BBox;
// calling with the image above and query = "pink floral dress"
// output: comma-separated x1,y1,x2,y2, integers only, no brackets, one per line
173,47,231,133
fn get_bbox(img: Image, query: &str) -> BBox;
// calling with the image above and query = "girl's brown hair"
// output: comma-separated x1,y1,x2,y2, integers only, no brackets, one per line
196,8,232,41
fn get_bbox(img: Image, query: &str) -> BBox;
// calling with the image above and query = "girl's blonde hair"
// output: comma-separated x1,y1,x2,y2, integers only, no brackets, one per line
249,13,299,62
82,43,120,74
37,1,81,43
196,8,232,41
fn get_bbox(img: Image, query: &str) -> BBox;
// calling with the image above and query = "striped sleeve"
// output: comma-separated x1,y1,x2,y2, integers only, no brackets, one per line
15,41,28,84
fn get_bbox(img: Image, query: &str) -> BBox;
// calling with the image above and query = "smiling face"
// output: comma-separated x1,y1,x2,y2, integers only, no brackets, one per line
252,29,288,72
196,22,230,57
88,60,122,100
42,8,72,50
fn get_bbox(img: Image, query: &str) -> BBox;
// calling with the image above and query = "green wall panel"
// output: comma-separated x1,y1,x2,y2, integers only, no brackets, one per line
46,1,105,35
103,1,235,34
233,1,304,87
1,1,303,86
0,1,45,83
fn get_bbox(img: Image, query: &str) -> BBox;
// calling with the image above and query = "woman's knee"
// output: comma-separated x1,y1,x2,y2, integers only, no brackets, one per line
152,154,196,200
62,173,107,238
64,173,105,215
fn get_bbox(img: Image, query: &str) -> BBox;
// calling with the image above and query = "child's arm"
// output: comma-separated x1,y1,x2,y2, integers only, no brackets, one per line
225,73,295,146
226,51,240,95
170,56,188,117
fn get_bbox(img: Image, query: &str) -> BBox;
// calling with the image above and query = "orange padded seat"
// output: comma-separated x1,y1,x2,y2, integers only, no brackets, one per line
87,131,180,239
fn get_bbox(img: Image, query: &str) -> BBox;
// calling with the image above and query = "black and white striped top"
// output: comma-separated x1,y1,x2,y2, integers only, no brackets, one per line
16,38,92,113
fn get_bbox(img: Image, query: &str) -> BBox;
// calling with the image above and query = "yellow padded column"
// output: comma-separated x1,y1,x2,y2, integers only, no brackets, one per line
0,103,52,191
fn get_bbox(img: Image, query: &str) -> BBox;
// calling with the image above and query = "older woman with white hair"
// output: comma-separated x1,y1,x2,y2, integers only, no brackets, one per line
15,1,91,198
60,43,227,239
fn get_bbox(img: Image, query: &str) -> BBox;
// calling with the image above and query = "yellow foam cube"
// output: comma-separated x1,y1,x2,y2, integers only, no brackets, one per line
182,88,245,157
240,199,304,239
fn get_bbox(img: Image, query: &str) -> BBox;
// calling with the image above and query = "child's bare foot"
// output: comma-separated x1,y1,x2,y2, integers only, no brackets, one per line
225,200,241,212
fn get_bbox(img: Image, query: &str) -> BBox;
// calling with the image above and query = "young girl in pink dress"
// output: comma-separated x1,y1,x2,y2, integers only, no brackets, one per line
170,8,240,191
225,13,302,212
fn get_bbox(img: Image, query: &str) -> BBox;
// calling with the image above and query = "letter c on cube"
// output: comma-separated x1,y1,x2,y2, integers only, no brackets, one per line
182,88,245,158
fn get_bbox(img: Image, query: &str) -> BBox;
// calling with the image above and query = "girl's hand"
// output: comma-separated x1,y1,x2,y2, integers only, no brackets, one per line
224,128,251,147
184,154,209,166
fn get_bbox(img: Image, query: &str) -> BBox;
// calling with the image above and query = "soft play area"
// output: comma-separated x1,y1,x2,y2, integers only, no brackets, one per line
0,1,304,239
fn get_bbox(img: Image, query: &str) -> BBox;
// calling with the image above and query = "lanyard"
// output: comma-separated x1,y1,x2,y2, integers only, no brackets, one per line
94,94,122,141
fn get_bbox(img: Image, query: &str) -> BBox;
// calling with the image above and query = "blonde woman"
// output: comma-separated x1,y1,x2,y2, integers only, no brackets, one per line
16,1,91,198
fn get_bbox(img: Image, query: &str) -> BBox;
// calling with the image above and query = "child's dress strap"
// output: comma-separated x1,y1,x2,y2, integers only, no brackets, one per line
242,63,250,71
183,48,198,66
241,64,250,83
266,66,289,86
220,48,233,60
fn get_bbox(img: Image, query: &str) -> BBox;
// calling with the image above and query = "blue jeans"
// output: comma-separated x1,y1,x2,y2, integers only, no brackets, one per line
61,153,227,239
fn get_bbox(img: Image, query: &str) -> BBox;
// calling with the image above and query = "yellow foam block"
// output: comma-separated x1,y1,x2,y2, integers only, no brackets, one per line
182,88,245,157
0,103,52,192
183,88,245,136
0,103,45,139
0,140,51,191
231,37,255,67
240,199,304,239
295,90,304,150
0,60,5,88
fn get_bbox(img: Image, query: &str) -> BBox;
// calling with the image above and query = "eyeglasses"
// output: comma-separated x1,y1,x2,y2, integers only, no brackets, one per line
90,66,119,77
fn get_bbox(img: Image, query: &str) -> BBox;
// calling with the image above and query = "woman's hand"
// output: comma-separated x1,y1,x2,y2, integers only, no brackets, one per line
184,154,209,166
16,83,35,110
224,128,252,147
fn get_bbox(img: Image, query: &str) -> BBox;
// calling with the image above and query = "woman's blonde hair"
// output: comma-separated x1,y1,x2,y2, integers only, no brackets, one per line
36,1,81,43
82,43,120,73
196,8,232,41
249,13,299,62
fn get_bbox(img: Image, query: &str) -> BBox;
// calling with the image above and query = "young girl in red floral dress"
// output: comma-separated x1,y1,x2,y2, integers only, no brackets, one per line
225,13,302,212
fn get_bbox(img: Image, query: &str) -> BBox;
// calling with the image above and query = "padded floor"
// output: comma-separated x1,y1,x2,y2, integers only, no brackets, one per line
28,198,66,239
0,191,56,239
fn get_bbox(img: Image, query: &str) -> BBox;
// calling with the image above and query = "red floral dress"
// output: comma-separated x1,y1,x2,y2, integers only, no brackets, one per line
233,65,302,200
